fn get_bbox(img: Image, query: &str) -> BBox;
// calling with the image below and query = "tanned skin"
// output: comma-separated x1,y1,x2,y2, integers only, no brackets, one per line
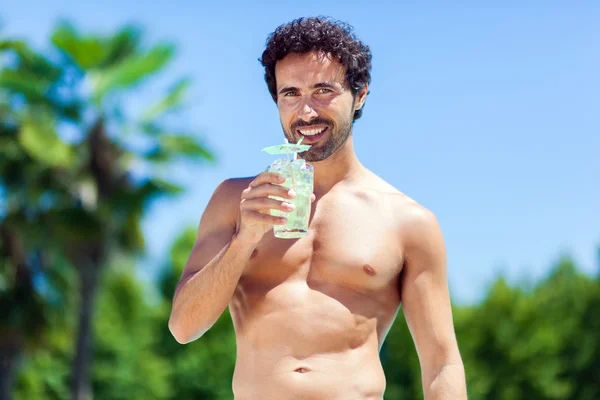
169,51,467,400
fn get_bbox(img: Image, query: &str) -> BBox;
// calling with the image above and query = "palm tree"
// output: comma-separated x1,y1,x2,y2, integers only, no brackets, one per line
1,21,214,399
1,36,77,400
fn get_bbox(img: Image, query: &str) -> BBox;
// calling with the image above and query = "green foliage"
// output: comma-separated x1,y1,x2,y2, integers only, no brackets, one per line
141,78,191,122
89,43,175,103
12,259,77,400
13,331,73,400
18,112,76,168
1,18,215,399
13,229,237,400
0,68,51,101
13,260,171,400
455,257,600,400
92,263,172,400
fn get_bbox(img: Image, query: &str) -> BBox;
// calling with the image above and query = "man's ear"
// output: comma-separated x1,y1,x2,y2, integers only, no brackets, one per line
354,83,369,111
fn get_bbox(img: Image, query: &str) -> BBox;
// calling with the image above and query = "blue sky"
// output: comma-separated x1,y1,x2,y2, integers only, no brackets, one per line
3,1,599,304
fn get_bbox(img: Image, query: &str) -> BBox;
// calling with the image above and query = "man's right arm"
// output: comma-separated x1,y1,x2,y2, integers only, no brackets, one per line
168,173,295,344
168,178,252,344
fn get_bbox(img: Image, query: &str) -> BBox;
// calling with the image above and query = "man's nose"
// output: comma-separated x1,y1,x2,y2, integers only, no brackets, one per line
298,99,318,122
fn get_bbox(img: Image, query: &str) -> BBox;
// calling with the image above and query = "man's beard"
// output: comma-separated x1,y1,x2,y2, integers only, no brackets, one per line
283,114,353,162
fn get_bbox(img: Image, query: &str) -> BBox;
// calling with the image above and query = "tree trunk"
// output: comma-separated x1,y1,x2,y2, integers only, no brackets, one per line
70,254,101,400
0,337,23,400
70,117,115,400
70,118,113,400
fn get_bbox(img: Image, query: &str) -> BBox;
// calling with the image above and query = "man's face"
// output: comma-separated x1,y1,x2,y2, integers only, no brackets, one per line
274,51,364,162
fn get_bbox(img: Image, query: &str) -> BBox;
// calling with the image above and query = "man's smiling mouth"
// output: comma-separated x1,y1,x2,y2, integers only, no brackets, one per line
297,126,328,143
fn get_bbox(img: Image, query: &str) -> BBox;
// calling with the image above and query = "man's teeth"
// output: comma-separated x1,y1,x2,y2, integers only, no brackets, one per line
299,127,325,136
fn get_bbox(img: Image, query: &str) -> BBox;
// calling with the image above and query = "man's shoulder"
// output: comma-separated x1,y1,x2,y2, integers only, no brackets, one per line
389,193,443,255
359,173,421,210
197,176,258,230
213,175,268,201
369,180,445,268
213,176,257,198
361,174,439,234
203,176,256,217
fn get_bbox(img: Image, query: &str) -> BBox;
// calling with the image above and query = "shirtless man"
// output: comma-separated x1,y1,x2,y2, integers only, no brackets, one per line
168,17,467,399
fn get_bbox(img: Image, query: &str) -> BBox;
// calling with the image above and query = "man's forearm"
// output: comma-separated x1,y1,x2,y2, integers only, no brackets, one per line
168,233,256,343
425,363,468,400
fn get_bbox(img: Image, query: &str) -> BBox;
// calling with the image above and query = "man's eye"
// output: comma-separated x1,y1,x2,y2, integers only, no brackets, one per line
283,91,298,97
316,88,332,94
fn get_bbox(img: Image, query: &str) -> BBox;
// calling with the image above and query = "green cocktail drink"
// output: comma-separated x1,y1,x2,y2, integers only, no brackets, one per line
262,138,314,239
267,159,313,238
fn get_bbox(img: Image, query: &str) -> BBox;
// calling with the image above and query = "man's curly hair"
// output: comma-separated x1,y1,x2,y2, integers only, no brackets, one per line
260,17,372,121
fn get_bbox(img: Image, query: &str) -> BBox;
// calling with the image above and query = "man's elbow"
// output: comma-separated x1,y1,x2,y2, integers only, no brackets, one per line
425,361,467,400
168,316,191,344
168,313,206,344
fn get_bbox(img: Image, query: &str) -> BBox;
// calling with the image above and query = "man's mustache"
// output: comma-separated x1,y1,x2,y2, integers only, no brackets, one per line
291,117,333,132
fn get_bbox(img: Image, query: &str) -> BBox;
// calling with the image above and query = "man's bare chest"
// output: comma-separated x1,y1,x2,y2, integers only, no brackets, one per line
241,194,404,293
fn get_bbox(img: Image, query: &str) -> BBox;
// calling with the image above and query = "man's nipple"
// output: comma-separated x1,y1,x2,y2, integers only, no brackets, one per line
363,264,376,276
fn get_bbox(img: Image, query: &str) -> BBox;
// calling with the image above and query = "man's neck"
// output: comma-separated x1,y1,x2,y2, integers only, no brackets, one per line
307,135,365,197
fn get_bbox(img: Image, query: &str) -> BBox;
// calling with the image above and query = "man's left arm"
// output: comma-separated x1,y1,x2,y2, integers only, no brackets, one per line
400,206,468,399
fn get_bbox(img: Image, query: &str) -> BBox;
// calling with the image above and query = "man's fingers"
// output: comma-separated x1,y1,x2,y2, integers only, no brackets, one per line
241,209,287,225
241,183,295,200
249,172,285,187
241,197,295,212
